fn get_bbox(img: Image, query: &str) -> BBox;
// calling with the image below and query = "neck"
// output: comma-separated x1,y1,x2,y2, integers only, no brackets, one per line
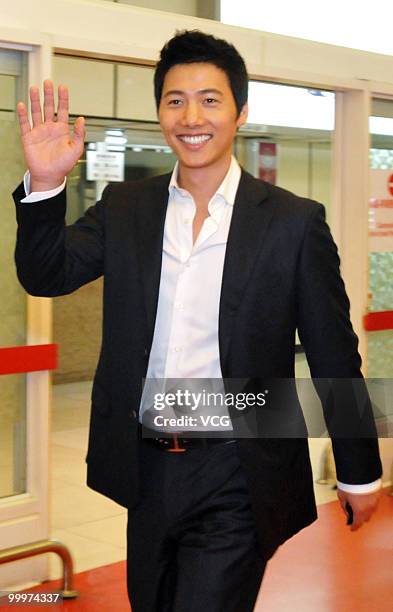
177,155,232,210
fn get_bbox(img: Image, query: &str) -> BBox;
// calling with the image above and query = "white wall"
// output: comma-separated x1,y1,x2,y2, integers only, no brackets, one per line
53,56,114,117
221,0,393,56
117,64,156,120
112,0,198,16
1,0,393,90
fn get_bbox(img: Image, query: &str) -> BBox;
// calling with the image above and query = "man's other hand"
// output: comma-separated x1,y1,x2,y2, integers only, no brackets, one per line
337,487,382,532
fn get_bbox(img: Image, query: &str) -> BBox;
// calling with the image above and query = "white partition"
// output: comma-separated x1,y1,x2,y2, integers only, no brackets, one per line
53,56,114,117
117,64,156,121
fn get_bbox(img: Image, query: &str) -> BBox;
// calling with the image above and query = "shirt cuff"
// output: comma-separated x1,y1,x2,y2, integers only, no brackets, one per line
21,171,66,203
337,478,382,494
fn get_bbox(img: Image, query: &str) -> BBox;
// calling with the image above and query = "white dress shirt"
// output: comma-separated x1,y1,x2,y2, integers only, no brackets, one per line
139,156,240,432
144,156,239,381
22,166,381,494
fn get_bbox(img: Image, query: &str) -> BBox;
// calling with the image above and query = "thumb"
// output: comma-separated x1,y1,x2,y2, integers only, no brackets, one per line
73,116,85,145
337,489,348,513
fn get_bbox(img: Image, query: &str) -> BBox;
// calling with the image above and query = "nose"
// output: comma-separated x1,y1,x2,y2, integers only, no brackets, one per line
181,101,204,127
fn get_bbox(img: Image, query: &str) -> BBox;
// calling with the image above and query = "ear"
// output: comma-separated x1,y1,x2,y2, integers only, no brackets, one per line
236,103,248,128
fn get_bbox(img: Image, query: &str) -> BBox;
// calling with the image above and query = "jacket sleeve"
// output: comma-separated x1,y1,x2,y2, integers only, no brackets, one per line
296,203,382,485
13,181,111,297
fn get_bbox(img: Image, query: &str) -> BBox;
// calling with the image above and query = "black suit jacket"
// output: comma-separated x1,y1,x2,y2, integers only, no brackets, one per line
13,169,382,561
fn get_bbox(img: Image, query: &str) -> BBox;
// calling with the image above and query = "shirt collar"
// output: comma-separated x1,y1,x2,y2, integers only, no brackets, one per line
168,156,241,207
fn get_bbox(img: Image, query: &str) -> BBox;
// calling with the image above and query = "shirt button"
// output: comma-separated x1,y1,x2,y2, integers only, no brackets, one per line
174,301,183,309
184,218,191,224
172,346,182,353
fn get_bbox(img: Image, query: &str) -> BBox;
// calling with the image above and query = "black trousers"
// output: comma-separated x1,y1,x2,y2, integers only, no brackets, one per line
127,439,266,612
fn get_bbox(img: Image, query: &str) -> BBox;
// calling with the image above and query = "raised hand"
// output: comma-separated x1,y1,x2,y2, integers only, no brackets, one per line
17,80,85,192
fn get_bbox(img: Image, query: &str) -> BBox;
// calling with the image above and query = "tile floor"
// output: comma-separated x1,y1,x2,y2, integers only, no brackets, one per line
50,381,339,579
50,382,127,580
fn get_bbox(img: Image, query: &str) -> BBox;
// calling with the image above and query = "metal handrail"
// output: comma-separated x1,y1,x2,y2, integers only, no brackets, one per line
0,539,78,598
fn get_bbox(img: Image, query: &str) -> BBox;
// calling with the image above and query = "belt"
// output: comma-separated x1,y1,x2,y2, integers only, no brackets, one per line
140,427,236,453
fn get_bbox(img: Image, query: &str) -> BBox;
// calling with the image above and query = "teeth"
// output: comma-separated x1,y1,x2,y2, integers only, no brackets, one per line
179,135,211,145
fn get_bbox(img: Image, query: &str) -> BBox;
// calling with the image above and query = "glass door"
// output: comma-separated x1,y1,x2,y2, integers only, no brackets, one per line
0,47,52,590
368,98,393,377
0,50,28,500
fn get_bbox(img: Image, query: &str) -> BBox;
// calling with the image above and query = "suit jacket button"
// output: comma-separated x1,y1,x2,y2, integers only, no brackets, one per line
130,409,137,419
143,348,148,357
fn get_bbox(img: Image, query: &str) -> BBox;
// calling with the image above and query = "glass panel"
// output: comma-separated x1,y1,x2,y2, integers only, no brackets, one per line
0,49,28,498
0,375,26,497
368,98,393,377
66,119,177,225
237,81,334,224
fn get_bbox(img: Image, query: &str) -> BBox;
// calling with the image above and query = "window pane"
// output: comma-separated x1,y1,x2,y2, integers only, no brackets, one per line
238,82,334,223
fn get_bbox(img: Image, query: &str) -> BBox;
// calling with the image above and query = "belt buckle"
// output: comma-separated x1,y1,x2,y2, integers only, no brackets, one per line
166,433,187,453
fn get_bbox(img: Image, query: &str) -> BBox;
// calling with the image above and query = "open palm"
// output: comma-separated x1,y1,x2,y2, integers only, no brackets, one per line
17,80,85,192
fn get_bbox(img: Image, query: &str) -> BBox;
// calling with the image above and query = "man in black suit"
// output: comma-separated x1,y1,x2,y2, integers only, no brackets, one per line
14,31,382,612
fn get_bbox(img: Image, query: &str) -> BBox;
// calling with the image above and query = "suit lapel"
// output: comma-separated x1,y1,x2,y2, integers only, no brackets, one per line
219,170,274,372
135,173,171,347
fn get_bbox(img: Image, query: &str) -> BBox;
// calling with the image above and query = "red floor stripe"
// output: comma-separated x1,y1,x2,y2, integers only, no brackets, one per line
7,493,393,612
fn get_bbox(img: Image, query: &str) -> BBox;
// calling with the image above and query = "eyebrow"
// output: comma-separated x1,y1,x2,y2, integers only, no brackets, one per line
162,88,224,98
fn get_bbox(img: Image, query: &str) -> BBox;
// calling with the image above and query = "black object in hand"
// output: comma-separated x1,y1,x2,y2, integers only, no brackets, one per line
345,502,354,525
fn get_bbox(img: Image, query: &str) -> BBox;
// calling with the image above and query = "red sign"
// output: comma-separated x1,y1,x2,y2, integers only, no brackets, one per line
258,143,277,184
388,173,393,196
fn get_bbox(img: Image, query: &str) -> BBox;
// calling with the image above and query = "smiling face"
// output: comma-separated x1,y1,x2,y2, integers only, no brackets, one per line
158,62,248,179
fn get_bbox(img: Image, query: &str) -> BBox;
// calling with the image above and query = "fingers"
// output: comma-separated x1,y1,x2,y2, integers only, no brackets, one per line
29,85,43,127
27,80,70,126
56,84,69,124
350,508,373,531
17,102,31,137
43,79,55,122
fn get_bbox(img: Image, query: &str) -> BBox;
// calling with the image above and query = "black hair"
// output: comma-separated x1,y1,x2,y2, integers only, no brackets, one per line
154,30,248,116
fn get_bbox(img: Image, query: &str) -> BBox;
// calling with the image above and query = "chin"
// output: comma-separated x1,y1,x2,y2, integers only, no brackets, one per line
179,158,212,169
176,153,221,169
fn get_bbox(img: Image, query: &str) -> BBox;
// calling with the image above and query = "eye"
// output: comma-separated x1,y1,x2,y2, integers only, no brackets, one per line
204,97,218,104
168,99,183,106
